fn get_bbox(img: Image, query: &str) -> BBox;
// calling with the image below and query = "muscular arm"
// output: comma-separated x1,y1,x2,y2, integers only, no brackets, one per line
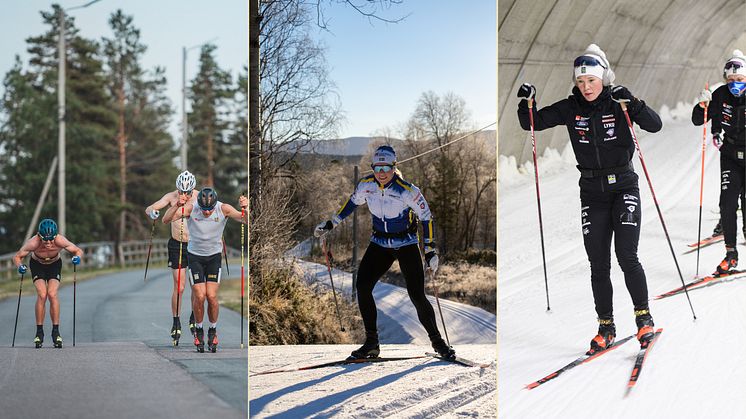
57,235,83,257
222,203,247,224
145,191,176,216
13,238,38,267
163,202,192,223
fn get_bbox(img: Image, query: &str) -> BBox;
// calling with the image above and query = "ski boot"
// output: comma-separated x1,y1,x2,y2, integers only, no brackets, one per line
51,328,62,349
207,327,218,353
170,320,182,347
587,317,616,355
189,312,196,337
431,337,456,360
713,221,723,237
348,333,380,360
34,329,44,349
194,327,205,353
634,309,655,348
716,248,738,275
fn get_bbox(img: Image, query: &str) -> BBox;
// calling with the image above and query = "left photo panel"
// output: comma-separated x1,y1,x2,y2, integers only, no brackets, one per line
0,2,248,418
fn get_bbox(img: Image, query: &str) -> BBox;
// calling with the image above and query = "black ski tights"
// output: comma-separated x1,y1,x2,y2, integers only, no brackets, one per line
719,151,746,248
581,186,649,318
356,242,441,340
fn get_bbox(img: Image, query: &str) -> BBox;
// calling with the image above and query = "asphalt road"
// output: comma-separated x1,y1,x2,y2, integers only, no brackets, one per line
0,266,247,419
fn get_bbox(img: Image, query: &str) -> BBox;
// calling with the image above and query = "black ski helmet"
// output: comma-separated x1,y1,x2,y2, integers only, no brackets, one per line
38,218,58,241
197,187,218,211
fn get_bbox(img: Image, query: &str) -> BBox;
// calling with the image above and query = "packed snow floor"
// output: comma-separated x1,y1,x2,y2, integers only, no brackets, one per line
498,102,746,418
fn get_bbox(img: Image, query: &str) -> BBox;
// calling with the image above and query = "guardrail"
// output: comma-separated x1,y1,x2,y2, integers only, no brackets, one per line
0,240,242,282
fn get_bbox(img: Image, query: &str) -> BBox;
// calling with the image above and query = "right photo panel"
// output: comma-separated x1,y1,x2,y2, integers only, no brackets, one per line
499,0,746,417
249,1,497,418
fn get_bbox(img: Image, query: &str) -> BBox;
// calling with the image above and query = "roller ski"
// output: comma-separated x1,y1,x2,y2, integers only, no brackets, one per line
189,312,196,337
347,333,380,360
34,329,44,349
207,327,218,353
170,320,182,347
194,327,205,353
51,328,63,349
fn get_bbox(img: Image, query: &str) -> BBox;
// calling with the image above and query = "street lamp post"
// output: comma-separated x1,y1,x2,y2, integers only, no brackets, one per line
57,0,101,235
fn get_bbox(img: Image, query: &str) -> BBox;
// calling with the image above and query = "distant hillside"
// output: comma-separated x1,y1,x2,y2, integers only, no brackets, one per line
281,130,495,157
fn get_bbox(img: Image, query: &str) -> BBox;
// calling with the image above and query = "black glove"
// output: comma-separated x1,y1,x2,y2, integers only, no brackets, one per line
517,83,536,100
611,85,635,103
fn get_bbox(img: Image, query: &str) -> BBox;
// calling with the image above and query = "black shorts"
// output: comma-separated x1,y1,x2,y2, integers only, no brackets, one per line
167,238,189,269
30,258,62,282
187,252,222,285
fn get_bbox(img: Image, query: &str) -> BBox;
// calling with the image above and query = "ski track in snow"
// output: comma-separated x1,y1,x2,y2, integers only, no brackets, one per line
248,251,496,417
499,105,746,418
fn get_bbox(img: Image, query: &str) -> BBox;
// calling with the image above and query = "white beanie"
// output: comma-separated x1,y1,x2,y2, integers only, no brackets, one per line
573,44,616,86
724,49,746,78
372,145,396,166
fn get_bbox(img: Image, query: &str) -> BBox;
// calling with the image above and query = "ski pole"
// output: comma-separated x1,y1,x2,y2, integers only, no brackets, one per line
321,236,345,332
73,264,77,347
143,219,156,283
176,207,184,320
527,98,551,311
620,101,697,320
240,208,245,349
12,272,24,347
222,237,230,276
695,83,709,278
428,269,450,346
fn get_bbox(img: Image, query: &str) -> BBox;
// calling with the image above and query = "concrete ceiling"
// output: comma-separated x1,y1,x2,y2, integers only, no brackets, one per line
498,0,746,163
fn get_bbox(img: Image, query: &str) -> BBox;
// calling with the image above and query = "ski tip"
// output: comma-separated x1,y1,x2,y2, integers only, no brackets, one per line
525,383,538,390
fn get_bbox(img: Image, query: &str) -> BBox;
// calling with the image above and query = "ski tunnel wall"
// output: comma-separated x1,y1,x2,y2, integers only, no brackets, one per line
498,0,746,165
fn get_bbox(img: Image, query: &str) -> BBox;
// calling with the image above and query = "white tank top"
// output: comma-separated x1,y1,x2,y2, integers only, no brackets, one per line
186,201,227,256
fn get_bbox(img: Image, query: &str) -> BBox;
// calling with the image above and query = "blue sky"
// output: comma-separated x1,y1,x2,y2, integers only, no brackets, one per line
1,0,247,143
312,1,496,138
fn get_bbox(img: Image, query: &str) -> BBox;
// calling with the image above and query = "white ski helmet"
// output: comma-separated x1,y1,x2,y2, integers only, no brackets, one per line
176,170,196,192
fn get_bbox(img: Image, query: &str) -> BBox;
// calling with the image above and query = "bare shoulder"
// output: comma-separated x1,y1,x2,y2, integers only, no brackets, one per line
22,235,41,251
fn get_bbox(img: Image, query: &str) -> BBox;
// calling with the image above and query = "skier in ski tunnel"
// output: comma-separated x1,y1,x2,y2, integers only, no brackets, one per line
516,44,662,354
692,49,746,274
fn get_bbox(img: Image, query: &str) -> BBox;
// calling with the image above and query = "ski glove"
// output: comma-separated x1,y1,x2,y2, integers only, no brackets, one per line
148,209,160,220
698,88,712,106
713,132,723,149
314,220,334,237
517,83,536,100
425,251,439,273
71,255,81,265
611,85,635,103
18,264,27,275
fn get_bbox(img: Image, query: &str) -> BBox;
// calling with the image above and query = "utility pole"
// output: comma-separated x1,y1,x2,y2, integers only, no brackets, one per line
57,0,102,235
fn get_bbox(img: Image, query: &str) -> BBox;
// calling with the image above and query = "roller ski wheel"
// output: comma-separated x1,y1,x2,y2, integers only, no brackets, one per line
189,312,196,337
207,327,218,353
52,331,63,349
34,331,43,349
194,327,205,353
170,324,182,347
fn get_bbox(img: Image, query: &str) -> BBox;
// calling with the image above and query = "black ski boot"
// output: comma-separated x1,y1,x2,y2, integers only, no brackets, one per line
716,248,738,275
635,309,655,348
713,220,723,236
34,328,44,349
348,333,380,360
51,327,62,349
431,337,456,360
194,327,205,353
189,312,196,337
587,317,616,355
207,327,218,353
171,318,182,347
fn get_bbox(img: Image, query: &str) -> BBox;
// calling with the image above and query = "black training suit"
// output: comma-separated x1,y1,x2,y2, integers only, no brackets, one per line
518,86,662,318
692,85,746,248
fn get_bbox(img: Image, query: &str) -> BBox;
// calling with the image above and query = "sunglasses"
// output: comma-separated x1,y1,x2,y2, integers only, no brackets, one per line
573,56,606,68
178,190,193,195
372,165,393,173
40,236,56,242
725,60,744,71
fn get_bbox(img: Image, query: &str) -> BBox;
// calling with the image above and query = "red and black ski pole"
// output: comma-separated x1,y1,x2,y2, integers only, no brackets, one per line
620,101,697,320
321,236,345,332
695,84,709,278
143,219,156,283
73,264,77,347
528,98,551,311
240,208,245,349
12,272,24,347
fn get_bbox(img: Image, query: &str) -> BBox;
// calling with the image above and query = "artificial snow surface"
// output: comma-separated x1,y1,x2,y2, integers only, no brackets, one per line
498,102,746,418
249,243,497,417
